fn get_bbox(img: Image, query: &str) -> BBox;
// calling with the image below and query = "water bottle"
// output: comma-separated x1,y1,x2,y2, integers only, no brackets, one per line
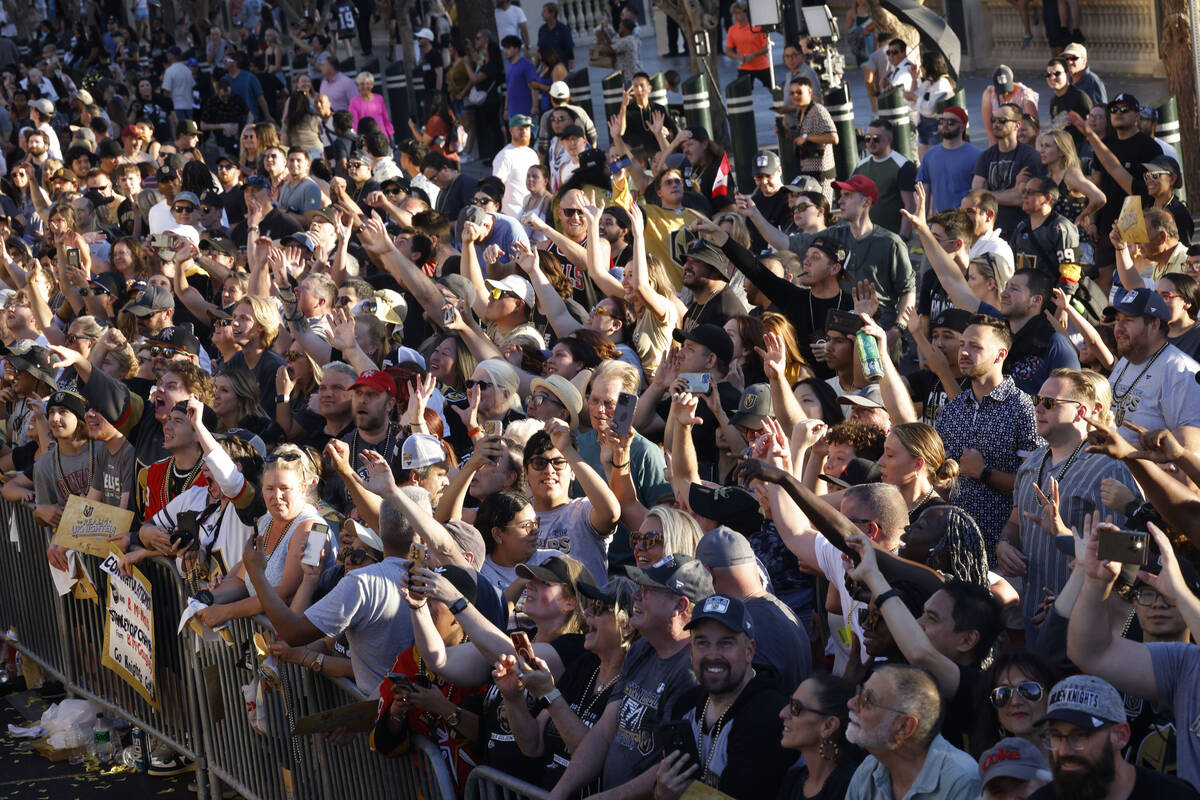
90,713,114,764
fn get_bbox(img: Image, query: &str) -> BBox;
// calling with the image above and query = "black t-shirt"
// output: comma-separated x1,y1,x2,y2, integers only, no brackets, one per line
917,266,955,320
1049,86,1093,150
940,662,980,753
1146,195,1195,245
1010,213,1080,279
1094,131,1161,233
538,650,612,791
654,380,739,473
907,369,968,426
972,142,1043,237
1029,764,1200,800
776,760,859,800
749,187,792,253
219,349,287,419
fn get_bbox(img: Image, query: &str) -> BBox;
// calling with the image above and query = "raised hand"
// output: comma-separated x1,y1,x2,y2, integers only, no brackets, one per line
1084,415,1136,460
852,279,880,318
1124,422,1186,463
356,216,394,256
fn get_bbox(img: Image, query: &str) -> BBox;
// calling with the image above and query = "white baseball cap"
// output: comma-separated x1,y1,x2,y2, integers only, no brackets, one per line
549,81,570,100
165,224,201,247
415,28,435,41
401,433,447,470
485,275,536,308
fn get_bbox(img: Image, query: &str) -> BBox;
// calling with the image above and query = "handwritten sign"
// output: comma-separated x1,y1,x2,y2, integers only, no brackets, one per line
52,496,133,557
99,553,157,709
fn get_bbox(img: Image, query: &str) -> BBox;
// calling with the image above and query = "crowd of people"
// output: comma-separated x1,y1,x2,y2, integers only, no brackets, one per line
1,0,1199,799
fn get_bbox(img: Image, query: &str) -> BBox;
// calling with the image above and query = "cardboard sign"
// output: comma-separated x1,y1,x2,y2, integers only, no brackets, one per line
291,700,378,735
52,496,133,558
1117,195,1149,244
98,553,157,709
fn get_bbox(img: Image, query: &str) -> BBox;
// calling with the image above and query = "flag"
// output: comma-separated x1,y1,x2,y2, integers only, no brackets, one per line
711,153,732,199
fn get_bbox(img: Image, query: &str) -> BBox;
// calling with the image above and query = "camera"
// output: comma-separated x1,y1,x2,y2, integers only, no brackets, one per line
170,510,201,551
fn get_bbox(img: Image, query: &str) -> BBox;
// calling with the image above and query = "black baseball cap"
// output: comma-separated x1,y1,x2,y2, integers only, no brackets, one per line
688,484,763,535
808,235,846,264
685,593,754,636
147,325,200,355
577,577,635,618
672,323,734,366
515,555,595,596
931,308,975,333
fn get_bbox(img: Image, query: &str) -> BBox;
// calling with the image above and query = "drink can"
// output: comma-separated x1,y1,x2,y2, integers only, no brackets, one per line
855,331,884,382
131,727,150,772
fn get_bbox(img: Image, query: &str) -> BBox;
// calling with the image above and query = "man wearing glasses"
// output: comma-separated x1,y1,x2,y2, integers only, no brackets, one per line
999,368,1139,631
1046,57,1092,151
1061,43,1107,106
971,102,1044,239
917,106,982,214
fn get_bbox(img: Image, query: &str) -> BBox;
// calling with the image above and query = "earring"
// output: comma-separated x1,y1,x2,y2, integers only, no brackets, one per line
818,736,839,761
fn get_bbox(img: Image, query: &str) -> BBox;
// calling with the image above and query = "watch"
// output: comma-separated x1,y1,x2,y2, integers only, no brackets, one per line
541,688,562,707
311,653,325,673
448,597,469,615
873,588,902,607
276,394,288,404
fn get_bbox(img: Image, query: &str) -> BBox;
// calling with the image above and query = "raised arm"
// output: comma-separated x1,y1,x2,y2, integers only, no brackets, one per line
902,186,981,312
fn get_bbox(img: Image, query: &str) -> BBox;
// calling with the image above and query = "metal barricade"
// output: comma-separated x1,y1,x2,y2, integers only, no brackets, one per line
0,499,71,684
465,766,550,800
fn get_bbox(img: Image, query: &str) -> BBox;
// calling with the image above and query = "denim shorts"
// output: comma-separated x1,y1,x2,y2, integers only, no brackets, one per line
916,115,939,146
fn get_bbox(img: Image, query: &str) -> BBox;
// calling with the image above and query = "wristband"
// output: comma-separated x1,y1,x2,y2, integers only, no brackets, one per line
610,461,630,470
873,588,902,607
468,426,484,439
1124,499,1142,518
448,597,469,615
541,688,562,707
276,394,288,404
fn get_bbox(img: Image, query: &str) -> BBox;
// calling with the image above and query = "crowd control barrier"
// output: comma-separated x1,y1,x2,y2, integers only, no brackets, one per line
465,766,550,800
0,499,456,800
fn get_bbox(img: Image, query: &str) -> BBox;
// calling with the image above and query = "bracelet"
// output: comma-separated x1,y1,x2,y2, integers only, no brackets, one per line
873,588,902,607
541,688,562,706
468,426,484,439
610,461,630,470
248,225,259,232
447,597,469,615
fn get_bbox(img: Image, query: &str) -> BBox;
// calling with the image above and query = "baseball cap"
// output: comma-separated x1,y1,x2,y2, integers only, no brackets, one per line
51,168,78,183
1140,105,1159,122
729,383,772,430
31,98,54,116
173,188,201,206
88,272,125,302
942,105,969,126
400,432,447,469
992,65,1015,93
626,553,714,603
1104,287,1170,322
123,284,174,316
245,174,271,190
415,27,435,40
200,236,237,257
686,125,710,142
820,456,884,488
221,427,268,458
508,114,533,128
72,89,94,105
435,563,479,605
672,323,733,366
681,240,731,279
695,525,758,568
931,307,975,333
578,577,636,618
283,231,316,253
147,325,201,355
485,275,536,308
1037,674,1126,729
1143,154,1181,175
530,375,582,428
186,57,199,67
688,486,763,536
1061,42,1087,59
121,124,142,139
752,150,781,175
176,119,199,136
838,384,886,409
515,555,595,596
832,174,879,204
783,174,823,194
156,163,180,182
350,369,398,398
165,224,201,247
1109,92,1140,109
560,124,585,139
978,737,1051,786
808,235,847,264
549,81,570,100
47,390,87,421
341,518,384,554
685,593,754,636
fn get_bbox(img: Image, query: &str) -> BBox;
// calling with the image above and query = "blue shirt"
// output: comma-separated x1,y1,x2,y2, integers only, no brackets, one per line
504,56,539,118
846,734,981,800
472,212,530,268
537,21,575,67
227,70,265,121
916,142,983,213
935,377,1044,558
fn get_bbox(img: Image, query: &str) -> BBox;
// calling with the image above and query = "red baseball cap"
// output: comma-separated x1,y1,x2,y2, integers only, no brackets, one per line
833,174,879,204
350,369,398,398
121,124,142,139
942,106,969,126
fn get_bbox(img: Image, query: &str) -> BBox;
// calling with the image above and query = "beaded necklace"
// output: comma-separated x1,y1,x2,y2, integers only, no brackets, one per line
1110,341,1170,425
696,695,736,786
154,455,204,515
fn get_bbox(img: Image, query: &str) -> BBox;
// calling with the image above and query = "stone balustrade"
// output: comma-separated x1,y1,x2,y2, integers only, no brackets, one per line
558,0,608,45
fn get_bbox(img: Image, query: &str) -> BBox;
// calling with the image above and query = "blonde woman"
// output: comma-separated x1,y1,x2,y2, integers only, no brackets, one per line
196,444,328,627
229,296,287,413
349,72,395,140
876,421,959,518
630,505,704,567
1037,129,1105,240
761,311,813,386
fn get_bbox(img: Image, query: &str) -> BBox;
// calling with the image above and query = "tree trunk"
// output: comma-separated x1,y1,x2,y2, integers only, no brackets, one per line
390,0,418,113
1160,0,1199,211
458,0,498,45
652,0,730,148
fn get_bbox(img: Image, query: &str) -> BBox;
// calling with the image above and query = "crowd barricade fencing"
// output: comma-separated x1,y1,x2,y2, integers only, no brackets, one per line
464,767,550,800
0,499,456,800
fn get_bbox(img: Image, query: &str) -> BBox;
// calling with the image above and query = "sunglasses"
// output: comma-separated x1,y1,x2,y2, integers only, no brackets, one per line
285,351,304,362
217,163,238,170
793,202,814,212
488,288,518,301
529,392,563,408
863,135,882,143
630,530,663,549
583,598,614,616
386,187,403,195
464,379,493,391
80,288,110,297
347,160,364,169
345,548,379,566
66,333,97,344
787,697,823,716
150,345,185,358
1109,106,1137,114
989,681,1044,708
1044,71,1066,79
471,196,492,206
263,452,303,464
358,299,379,313
886,48,901,55
992,117,1018,125
1064,55,1080,61
215,318,232,327
528,455,569,471
201,205,215,214
858,606,882,632
590,304,616,319
334,295,353,307
1030,395,1083,411
173,204,197,213
938,118,961,125
560,207,584,217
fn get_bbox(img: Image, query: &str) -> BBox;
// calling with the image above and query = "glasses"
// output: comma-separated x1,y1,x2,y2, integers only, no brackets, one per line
215,318,232,327
1064,54,1080,61
488,288,518,301
1043,727,1107,751
471,196,492,206
149,345,185,358
1145,171,1171,179
285,351,304,362
79,288,111,297
583,598,614,616
1044,71,1065,79
347,160,364,169
630,530,663,549
590,304,616,319
787,697,823,716
560,207,584,218
1133,587,1176,607
863,135,882,143
528,455,569,471
334,296,353,307
937,118,961,126
506,519,539,534
858,606,882,632
201,205,215,214
990,681,1044,708
529,392,564,409
66,333,97,344
1159,291,1181,301
464,379,493,391
1030,395,1084,411
886,48,901,55
358,299,379,313
1110,106,1137,114
264,452,303,464
385,187,403,195
992,117,1019,126
345,548,379,566
792,202,814,213
173,204,197,213
854,684,909,715
217,163,238,170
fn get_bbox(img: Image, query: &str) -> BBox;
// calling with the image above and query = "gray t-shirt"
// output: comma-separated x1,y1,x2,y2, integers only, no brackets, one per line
1150,641,1200,787
90,441,136,508
745,594,811,692
304,556,415,696
602,638,698,790
536,498,612,584
34,443,95,507
278,177,323,216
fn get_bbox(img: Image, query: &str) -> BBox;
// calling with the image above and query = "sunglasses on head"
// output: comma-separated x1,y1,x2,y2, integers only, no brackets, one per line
989,681,1044,708
264,452,303,464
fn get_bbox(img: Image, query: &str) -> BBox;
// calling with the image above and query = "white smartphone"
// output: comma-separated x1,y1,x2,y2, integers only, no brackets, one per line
679,372,712,394
301,522,329,567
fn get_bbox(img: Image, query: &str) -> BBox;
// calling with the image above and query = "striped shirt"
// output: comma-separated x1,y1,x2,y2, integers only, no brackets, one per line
1014,445,1141,622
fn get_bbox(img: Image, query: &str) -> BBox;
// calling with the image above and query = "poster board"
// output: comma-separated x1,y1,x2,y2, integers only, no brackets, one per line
98,553,157,709
52,496,133,558
1117,195,1149,243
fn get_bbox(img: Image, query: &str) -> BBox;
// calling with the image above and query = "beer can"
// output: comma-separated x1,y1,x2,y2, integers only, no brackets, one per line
855,331,884,382
131,727,150,772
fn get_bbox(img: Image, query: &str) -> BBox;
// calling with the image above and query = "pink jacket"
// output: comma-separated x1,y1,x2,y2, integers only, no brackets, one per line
349,93,394,140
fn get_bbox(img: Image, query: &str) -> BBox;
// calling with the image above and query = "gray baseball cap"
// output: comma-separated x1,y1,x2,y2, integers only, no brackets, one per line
978,737,1052,785
696,526,757,568
1037,675,1125,729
